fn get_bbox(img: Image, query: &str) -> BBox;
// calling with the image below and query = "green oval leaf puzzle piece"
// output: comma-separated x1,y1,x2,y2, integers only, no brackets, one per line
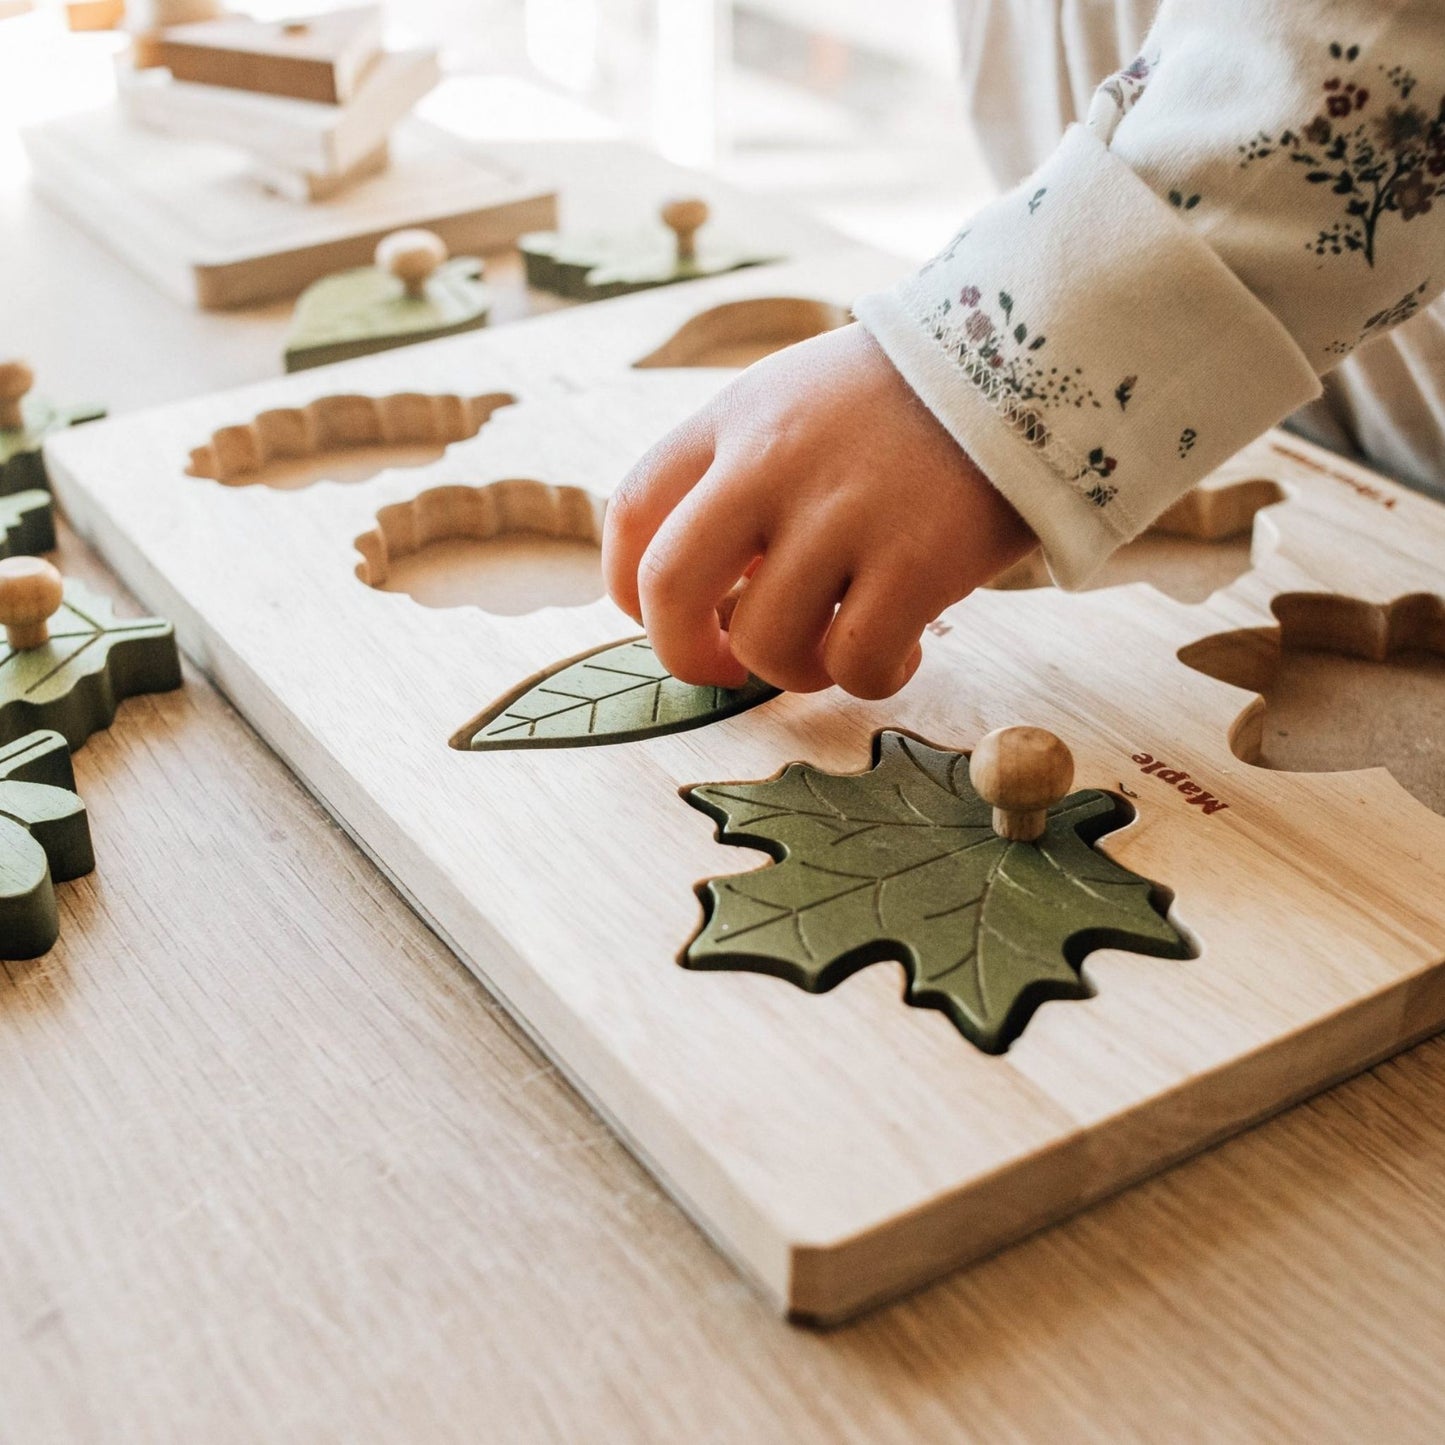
0,490,56,559
453,636,778,751
0,579,183,750
0,729,95,960
683,730,1192,1054
284,257,492,372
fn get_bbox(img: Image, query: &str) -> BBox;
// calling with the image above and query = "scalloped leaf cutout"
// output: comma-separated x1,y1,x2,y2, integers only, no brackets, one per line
1179,592,1445,814
186,391,516,490
633,297,850,370
989,477,1286,604
355,479,607,616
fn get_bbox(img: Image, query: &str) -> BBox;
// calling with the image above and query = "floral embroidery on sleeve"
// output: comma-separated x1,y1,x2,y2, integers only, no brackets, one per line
1325,277,1432,355
914,284,1122,505
1238,41,1445,265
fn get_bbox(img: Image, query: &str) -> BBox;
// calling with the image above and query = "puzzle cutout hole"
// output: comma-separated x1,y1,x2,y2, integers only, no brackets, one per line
185,392,516,490
989,478,1286,604
633,297,850,370
355,480,606,616
1179,591,1445,814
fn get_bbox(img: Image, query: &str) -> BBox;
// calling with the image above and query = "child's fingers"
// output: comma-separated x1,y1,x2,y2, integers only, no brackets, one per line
603,421,715,623
724,531,849,693
823,565,945,699
637,475,763,687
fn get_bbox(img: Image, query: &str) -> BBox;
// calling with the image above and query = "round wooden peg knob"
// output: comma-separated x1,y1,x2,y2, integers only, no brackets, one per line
969,726,1075,843
0,360,35,432
375,229,448,299
660,197,710,264
0,556,65,651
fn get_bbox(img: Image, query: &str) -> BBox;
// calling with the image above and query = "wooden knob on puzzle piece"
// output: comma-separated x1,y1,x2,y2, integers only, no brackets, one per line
661,197,710,264
0,557,65,651
969,726,1075,843
375,229,448,300
0,360,35,432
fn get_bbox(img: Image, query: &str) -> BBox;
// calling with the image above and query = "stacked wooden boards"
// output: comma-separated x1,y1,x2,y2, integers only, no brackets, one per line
22,109,556,308
46,247,1445,1321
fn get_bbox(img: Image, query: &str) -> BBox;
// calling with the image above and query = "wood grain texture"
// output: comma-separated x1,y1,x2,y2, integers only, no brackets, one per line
12,76,1445,1437
46,252,1445,1322
5,526,1445,1440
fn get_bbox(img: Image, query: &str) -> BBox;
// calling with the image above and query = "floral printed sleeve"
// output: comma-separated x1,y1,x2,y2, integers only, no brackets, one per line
855,0,1445,587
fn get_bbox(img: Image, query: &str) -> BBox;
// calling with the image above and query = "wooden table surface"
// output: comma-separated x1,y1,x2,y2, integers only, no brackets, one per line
5,69,1445,1445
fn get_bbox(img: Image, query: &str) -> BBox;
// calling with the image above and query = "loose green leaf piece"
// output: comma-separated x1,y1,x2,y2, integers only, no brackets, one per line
0,491,56,559
0,580,182,750
454,637,778,751
284,258,492,373
519,230,774,301
0,729,95,960
1,397,106,496
684,730,1191,1053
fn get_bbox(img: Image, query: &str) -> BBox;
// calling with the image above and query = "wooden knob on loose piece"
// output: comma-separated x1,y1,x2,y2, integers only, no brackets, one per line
0,360,35,432
0,557,65,651
375,229,448,299
660,197,709,264
969,726,1075,843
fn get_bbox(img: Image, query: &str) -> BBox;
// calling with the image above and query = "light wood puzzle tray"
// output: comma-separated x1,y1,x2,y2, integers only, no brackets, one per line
45,248,1445,1322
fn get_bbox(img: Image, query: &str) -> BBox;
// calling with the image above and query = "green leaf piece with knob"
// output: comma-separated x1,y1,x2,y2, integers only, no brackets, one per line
684,727,1192,1053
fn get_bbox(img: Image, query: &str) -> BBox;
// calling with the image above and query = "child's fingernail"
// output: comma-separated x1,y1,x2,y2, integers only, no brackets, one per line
896,644,924,690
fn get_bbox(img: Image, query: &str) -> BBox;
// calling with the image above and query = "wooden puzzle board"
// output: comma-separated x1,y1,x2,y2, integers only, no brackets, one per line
46,249,1445,1321
20,108,557,308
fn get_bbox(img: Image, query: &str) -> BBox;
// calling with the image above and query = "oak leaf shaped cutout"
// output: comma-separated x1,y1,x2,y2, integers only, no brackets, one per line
453,637,777,751
684,731,1192,1053
0,581,182,750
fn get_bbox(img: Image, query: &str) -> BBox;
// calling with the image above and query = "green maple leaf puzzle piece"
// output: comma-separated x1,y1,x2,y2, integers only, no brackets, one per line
0,490,56,559
683,730,1193,1054
519,228,775,301
284,257,493,373
1,397,107,496
452,636,778,751
0,729,95,960
0,580,183,751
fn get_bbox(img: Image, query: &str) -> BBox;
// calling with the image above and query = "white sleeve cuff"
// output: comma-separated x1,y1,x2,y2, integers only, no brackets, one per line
855,124,1322,588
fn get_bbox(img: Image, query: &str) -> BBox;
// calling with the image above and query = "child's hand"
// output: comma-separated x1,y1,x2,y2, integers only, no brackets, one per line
602,323,1036,699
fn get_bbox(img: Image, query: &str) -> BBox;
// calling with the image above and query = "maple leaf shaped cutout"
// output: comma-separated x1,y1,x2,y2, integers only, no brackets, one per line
0,580,181,750
454,637,777,751
684,731,1192,1053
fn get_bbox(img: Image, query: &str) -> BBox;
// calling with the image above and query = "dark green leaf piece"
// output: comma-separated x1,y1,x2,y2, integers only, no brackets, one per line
0,729,95,960
684,730,1191,1054
1,397,106,496
454,636,778,751
0,490,56,559
0,580,183,750
519,229,775,301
